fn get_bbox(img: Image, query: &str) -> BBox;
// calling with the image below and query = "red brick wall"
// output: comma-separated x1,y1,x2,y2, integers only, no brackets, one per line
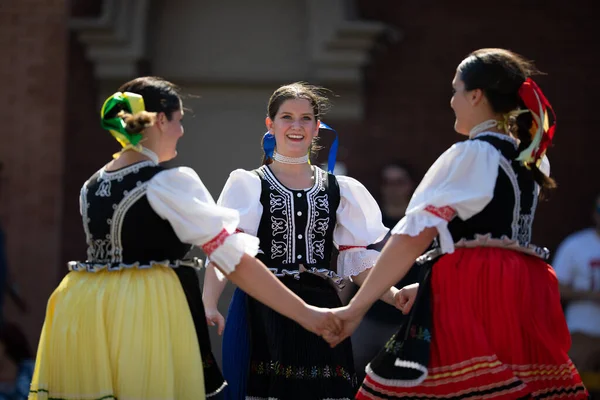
0,1,68,345
347,0,600,252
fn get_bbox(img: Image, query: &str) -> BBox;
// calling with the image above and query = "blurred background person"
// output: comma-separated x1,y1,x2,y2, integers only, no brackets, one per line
349,161,421,382
554,192,600,397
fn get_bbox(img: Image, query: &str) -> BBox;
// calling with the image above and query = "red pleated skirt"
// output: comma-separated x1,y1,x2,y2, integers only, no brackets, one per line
357,247,589,399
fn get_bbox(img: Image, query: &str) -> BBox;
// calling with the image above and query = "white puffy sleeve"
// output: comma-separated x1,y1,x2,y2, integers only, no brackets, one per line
217,169,263,236
392,140,499,254
146,167,259,274
334,176,389,278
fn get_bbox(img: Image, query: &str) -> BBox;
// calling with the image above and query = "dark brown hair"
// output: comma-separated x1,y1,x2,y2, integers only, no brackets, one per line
262,82,332,165
115,76,182,134
458,48,556,193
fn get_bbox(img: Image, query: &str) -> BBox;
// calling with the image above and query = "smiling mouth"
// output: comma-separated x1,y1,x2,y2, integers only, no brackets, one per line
286,134,304,140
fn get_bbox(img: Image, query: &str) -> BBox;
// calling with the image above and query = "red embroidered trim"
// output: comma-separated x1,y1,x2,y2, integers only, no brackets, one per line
201,229,230,256
424,205,456,222
235,228,244,234
339,245,367,252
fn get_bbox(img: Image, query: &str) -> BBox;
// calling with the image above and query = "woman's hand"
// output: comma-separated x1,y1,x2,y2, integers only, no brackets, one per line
322,305,366,348
394,283,419,315
297,305,343,339
204,305,226,335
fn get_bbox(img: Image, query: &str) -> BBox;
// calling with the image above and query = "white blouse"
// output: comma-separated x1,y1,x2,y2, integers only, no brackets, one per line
217,167,389,278
392,132,550,254
145,167,259,275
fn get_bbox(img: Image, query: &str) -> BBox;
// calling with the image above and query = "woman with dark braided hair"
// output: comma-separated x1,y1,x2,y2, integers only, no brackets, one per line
325,49,590,399
28,77,340,400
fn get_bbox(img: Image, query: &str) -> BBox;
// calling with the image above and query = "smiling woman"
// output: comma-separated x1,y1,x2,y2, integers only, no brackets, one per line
260,82,330,168
202,82,400,400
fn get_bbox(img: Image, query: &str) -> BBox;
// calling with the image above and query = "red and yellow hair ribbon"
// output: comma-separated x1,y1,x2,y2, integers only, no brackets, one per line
516,78,556,167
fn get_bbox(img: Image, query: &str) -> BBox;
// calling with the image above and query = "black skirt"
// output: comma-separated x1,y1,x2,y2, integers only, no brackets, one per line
246,273,357,400
174,267,227,398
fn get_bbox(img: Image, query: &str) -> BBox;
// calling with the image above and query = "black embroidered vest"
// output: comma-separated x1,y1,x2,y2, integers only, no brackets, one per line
254,165,340,270
77,161,191,267
445,134,547,258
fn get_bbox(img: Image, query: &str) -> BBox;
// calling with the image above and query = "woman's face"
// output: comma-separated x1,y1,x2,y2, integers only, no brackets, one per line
266,98,320,158
450,72,477,136
156,106,185,162
381,165,413,205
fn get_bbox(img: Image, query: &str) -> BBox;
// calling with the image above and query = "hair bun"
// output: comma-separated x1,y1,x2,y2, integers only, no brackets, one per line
118,110,157,134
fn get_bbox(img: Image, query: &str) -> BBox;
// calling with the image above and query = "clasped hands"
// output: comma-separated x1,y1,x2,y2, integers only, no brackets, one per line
311,283,419,348
206,283,419,347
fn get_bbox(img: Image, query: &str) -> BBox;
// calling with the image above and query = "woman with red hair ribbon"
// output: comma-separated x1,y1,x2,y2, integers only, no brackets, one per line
327,48,589,399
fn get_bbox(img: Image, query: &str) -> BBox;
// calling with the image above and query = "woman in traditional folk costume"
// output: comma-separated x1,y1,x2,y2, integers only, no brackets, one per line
28,77,340,400
327,49,590,399
203,82,403,400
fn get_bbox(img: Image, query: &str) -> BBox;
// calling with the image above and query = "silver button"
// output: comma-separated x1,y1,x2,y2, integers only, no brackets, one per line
297,255,302,259
298,234,303,239
297,211,302,216
297,193,302,197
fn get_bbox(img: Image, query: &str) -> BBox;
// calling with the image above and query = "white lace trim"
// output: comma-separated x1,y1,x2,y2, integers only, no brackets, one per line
498,155,521,241
98,160,156,181
392,212,454,254
337,248,380,278
67,258,203,272
454,233,550,259
268,266,345,288
206,380,228,398
415,233,550,262
364,361,428,388
80,185,95,260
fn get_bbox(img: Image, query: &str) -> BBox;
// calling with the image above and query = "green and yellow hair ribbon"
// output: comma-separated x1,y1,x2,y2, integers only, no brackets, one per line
100,92,147,157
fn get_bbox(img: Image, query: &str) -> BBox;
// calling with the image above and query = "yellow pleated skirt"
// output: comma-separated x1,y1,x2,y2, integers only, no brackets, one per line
29,265,205,400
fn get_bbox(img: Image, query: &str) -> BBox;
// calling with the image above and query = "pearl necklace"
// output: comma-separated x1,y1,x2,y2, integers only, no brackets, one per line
272,151,309,164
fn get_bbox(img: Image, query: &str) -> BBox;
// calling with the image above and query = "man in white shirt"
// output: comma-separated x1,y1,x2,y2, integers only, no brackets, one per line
553,193,600,373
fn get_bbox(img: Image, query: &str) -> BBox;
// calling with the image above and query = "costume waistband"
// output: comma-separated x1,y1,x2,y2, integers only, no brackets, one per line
268,265,345,289
68,258,202,273
418,236,550,265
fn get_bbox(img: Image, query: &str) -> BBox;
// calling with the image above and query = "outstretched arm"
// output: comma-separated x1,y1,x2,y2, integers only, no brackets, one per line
146,168,341,337
326,228,437,347
350,270,399,307
213,254,341,336
349,228,436,315
202,262,229,335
